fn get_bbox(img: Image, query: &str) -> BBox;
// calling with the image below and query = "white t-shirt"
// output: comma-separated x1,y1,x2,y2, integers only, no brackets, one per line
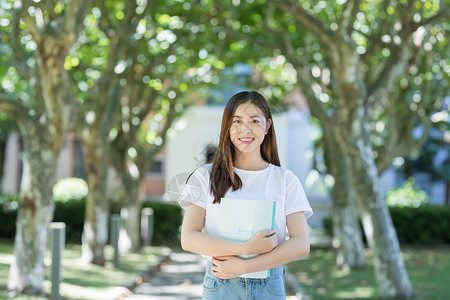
178,163,313,246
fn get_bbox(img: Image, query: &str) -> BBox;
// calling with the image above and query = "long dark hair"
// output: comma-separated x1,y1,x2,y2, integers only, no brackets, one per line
209,91,280,204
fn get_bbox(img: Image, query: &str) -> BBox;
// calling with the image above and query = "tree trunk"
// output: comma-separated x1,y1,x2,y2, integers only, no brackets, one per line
119,177,143,251
338,127,414,299
331,183,367,269
323,129,367,269
0,138,6,194
81,140,109,265
7,129,57,295
3,0,92,294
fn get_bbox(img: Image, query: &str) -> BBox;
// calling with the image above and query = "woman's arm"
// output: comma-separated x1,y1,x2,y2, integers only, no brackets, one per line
211,212,310,279
180,203,278,257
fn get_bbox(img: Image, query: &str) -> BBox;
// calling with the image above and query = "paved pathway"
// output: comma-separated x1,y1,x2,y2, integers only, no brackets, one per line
121,230,331,299
125,252,205,300
124,251,305,300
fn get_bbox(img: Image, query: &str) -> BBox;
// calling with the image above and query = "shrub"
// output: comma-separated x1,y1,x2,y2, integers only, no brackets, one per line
390,205,450,244
386,177,429,208
51,178,88,242
142,201,182,244
0,184,182,245
0,194,18,238
51,200,183,245
53,177,88,203
53,199,85,243
323,205,450,245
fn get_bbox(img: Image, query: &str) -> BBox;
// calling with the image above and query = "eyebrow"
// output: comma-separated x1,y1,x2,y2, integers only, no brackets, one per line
233,115,262,119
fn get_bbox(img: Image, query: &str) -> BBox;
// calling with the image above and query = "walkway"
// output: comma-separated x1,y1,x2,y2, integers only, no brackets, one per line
125,252,205,300
124,251,305,300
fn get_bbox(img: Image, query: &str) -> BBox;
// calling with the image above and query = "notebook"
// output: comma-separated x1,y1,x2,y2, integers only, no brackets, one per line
219,198,276,278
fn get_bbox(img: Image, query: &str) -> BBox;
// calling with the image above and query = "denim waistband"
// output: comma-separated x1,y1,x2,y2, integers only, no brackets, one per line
206,259,284,280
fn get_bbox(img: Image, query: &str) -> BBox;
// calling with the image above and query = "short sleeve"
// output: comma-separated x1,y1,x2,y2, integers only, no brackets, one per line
285,171,313,219
177,166,210,210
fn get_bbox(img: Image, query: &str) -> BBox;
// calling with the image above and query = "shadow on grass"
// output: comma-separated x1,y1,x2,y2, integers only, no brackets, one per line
0,262,8,296
287,246,450,300
0,240,170,300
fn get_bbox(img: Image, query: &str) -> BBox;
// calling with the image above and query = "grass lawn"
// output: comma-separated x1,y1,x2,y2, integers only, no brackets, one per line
0,239,171,300
287,245,450,300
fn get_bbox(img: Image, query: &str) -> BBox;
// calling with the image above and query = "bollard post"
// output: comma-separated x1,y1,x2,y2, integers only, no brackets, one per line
50,222,65,300
110,214,121,268
141,208,154,246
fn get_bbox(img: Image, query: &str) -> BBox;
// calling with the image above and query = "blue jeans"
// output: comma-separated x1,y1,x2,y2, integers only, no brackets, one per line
202,261,286,300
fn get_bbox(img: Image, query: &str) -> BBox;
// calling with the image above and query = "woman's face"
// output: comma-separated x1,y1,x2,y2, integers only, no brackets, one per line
229,102,272,156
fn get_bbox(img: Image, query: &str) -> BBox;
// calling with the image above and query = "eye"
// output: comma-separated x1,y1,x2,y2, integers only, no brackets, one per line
252,120,260,124
233,119,240,123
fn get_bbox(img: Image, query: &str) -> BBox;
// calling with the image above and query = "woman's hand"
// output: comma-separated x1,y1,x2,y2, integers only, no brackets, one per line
211,256,245,279
244,230,278,255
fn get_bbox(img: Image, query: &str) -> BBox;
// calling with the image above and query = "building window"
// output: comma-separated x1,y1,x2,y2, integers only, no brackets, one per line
148,159,163,175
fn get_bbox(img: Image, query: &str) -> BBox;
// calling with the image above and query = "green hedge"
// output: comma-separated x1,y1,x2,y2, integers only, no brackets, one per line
390,205,450,244
3,191,448,245
53,200,86,243
0,194,18,238
0,193,182,245
324,205,450,245
142,201,183,244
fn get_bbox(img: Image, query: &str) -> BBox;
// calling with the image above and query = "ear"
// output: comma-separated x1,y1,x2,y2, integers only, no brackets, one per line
265,118,272,134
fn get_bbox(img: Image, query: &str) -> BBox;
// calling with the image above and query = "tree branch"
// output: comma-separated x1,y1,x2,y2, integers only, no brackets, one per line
270,0,334,48
145,97,178,164
214,1,278,49
405,8,450,35
374,62,438,174
261,4,286,42
123,1,138,25
98,1,114,38
338,0,361,38
95,2,145,126
141,47,176,77
269,23,330,124
64,0,94,38
396,0,417,34
0,92,29,121
368,1,448,101
10,7,32,79
20,0,42,43
252,3,331,124
367,43,413,106
361,1,393,63
29,1,58,20
376,118,432,174
137,87,157,121
295,68,331,126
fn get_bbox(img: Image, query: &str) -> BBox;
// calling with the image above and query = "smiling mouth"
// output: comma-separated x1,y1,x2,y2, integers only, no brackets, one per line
239,137,255,143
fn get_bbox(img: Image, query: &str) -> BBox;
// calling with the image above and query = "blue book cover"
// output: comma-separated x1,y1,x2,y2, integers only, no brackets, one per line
219,198,276,278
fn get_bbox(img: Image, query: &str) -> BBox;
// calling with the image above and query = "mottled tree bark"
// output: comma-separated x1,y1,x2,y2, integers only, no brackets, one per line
77,1,139,260
80,138,109,265
322,127,367,269
0,139,6,194
6,122,57,295
111,113,176,251
119,176,142,251
1,1,92,292
338,130,414,298
330,161,367,268
267,0,427,294
331,192,367,269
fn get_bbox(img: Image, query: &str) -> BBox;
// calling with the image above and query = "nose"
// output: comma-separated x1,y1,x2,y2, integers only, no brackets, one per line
240,123,251,133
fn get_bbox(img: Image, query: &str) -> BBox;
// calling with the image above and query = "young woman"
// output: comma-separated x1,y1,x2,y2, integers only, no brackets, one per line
178,91,312,299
